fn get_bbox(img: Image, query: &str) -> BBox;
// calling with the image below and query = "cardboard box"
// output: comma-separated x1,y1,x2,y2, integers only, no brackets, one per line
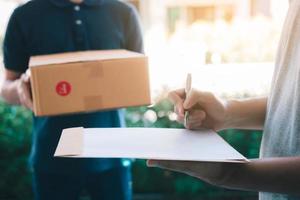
29,50,151,116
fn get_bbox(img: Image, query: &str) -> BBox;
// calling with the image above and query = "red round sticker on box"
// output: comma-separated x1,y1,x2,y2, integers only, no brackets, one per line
56,81,72,96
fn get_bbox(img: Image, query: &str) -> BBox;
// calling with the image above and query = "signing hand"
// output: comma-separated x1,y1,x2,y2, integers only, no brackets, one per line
168,89,228,131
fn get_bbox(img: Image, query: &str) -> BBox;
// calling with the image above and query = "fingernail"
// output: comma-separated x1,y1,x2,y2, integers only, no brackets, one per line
178,108,184,117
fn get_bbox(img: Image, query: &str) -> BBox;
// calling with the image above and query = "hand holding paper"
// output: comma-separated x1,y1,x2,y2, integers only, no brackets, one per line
147,159,242,186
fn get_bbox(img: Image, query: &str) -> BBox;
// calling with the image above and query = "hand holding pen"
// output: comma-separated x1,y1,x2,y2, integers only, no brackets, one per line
168,74,227,131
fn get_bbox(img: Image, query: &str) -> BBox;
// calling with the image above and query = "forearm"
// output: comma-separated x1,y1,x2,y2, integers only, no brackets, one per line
1,79,21,105
224,97,267,130
219,157,300,195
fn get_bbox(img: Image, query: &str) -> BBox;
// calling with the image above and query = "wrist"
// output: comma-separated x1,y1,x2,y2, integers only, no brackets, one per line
222,98,267,130
222,99,240,130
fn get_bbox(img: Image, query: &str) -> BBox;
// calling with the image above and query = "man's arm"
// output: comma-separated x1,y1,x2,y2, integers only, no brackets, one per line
148,157,300,195
1,69,33,110
1,7,32,110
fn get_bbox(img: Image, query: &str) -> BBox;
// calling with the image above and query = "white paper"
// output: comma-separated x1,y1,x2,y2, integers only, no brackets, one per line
54,127,248,163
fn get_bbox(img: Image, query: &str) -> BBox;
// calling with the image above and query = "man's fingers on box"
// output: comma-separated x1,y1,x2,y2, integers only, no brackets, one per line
20,93,30,109
19,91,31,109
21,73,29,83
20,81,33,110
19,93,25,106
24,99,33,110
23,91,33,110
23,88,32,102
21,81,31,97
25,69,31,77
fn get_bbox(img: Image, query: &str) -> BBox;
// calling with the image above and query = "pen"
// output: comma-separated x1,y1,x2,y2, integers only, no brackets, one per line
184,73,192,127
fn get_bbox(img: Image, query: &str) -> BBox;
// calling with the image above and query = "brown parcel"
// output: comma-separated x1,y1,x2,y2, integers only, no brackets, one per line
29,50,151,116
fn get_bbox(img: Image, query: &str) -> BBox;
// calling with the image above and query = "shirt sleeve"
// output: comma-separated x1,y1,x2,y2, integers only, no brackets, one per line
3,8,29,73
125,5,144,54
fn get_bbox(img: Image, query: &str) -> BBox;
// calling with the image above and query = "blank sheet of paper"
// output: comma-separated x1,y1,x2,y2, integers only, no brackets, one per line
54,127,248,163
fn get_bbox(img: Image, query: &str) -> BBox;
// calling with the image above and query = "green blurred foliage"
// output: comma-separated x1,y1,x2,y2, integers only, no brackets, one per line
0,98,261,199
0,100,33,200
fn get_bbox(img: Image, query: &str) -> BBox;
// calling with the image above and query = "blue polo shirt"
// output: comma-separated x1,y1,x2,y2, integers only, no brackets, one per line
3,0,143,173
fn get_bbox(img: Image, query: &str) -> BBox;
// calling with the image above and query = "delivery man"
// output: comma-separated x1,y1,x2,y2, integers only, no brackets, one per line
1,0,143,199
148,0,300,199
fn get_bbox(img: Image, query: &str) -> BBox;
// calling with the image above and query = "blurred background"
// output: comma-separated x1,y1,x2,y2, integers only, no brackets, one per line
0,0,289,199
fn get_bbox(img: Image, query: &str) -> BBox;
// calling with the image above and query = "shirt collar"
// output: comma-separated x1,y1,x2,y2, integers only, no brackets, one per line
48,0,104,7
